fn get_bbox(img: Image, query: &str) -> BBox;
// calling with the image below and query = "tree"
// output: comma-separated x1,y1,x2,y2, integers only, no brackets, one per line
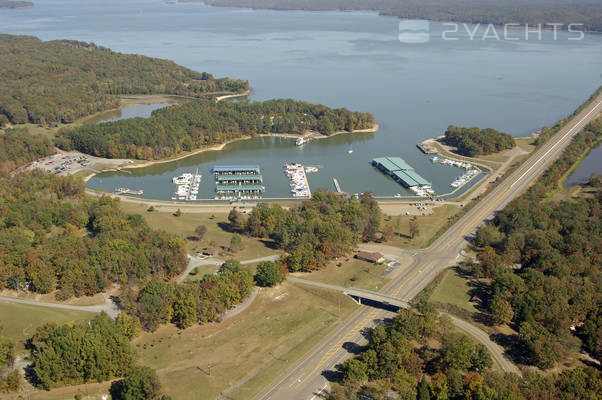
255,261,283,287
230,234,243,252
194,225,207,241
228,209,246,232
173,208,182,217
116,313,142,340
430,372,449,400
409,218,420,239
111,366,162,400
417,376,431,400
0,335,14,366
471,344,493,371
219,259,242,274
441,333,475,371
489,295,514,326
340,359,368,383
172,287,198,329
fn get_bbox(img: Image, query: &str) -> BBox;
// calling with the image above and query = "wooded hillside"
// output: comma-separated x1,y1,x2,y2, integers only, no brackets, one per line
0,34,248,125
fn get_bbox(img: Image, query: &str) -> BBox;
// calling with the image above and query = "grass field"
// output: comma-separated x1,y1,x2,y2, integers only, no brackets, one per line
429,268,478,314
297,258,389,291
383,204,460,249
133,282,357,400
0,302,94,352
119,202,276,260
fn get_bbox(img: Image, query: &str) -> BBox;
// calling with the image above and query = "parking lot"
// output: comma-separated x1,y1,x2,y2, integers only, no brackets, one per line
22,153,92,176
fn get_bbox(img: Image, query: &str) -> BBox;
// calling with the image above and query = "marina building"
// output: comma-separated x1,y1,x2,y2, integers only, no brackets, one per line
371,157,433,196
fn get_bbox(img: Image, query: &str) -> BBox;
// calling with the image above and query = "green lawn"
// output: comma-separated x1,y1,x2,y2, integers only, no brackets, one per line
132,282,356,400
429,268,478,314
119,202,277,259
383,204,460,249
298,258,389,291
0,302,94,352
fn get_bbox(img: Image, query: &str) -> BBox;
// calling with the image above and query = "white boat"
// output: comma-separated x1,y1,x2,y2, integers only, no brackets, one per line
296,137,308,146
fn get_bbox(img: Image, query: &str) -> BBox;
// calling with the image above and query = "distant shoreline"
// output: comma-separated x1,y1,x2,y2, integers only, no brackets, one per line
0,1,34,9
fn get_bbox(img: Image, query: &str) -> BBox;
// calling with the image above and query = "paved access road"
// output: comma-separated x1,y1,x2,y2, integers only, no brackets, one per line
255,95,602,400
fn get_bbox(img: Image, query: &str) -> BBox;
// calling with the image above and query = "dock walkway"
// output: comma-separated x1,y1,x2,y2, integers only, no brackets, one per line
302,167,312,198
333,178,342,193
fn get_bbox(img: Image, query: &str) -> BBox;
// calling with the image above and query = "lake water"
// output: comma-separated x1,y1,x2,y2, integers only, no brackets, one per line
1,0,601,200
84,102,176,125
564,145,602,188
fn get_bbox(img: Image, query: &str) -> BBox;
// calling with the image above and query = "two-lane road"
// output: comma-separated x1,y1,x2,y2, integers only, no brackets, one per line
254,94,602,400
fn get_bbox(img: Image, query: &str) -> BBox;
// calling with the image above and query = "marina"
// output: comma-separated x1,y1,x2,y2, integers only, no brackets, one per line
60,3,602,202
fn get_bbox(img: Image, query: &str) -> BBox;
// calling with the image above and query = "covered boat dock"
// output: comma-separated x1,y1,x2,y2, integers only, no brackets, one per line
372,157,431,188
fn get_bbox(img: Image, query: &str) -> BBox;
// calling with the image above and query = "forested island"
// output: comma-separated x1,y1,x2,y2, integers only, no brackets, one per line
202,0,602,32
0,34,248,125
0,1,32,9
444,125,515,156
57,98,376,159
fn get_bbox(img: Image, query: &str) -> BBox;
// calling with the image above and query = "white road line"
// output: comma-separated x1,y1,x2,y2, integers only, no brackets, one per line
511,101,601,188
310,383,328,400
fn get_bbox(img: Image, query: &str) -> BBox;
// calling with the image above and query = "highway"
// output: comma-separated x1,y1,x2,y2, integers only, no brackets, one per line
254,94,602,400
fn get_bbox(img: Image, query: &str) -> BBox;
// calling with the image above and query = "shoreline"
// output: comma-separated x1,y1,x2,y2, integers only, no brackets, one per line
81,123,381,181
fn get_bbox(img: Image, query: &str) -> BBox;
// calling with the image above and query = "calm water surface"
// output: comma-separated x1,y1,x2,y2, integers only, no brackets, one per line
1,0,601,199
564,145,602,188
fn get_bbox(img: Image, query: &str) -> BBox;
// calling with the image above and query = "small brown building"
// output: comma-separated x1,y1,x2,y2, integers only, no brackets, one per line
203,248,216,256
355,251,385,264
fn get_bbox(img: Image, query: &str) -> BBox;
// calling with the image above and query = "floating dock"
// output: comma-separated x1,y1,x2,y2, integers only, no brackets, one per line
215,185,265,195
216,174,263,185
371,157,431,188
115,187,143,196
212,165,261,175
213,165,264,199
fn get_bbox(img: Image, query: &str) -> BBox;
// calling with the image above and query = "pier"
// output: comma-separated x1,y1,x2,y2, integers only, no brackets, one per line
115,188,143,196
333,178,342,193
302,167,312,198
416,143,436,154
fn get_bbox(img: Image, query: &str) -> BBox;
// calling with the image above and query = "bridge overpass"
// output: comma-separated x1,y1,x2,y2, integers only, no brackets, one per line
287,276,411,309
